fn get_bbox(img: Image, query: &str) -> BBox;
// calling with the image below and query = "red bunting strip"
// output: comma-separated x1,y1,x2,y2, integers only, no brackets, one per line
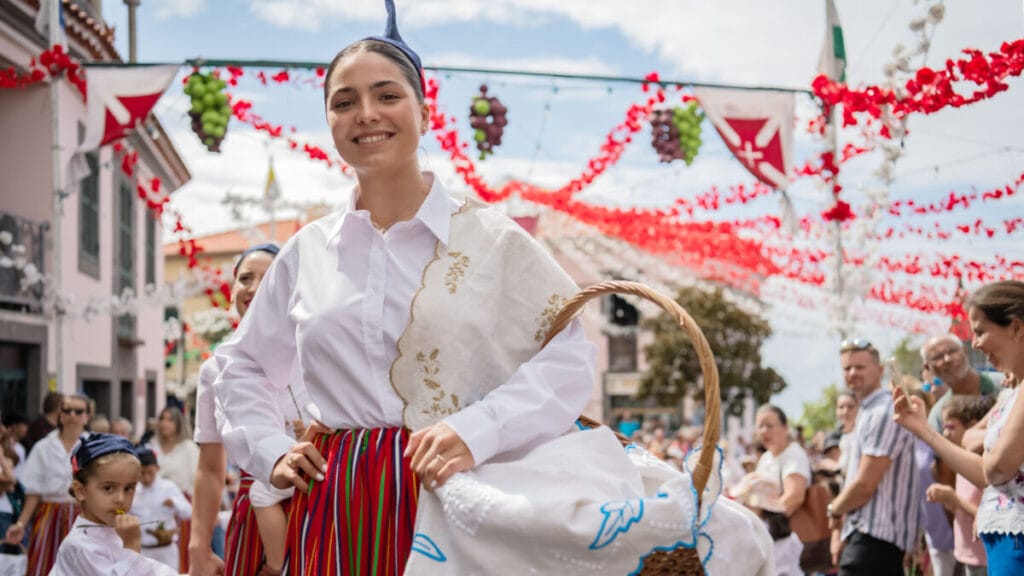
425,74,672,203
813,39,1024,129
227,93,353,175
0,44,86,99
888,171,1024,217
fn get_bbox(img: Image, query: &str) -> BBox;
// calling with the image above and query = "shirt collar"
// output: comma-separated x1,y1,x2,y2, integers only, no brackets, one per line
324,173,453,247
861,387,889,408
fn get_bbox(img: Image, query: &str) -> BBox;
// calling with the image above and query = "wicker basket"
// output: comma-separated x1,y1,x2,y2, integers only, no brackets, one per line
542,281,721,576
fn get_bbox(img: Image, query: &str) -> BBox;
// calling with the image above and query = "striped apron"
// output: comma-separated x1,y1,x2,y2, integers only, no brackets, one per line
26,501,78,576
284,428,419,575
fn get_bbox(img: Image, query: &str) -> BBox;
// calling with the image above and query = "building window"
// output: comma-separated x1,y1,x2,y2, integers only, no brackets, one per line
78,152,100,278
117,182,135,338
608,333,638,373
145,215,155,285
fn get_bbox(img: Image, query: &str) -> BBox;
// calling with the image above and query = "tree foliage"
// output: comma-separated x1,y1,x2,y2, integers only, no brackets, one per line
797,383,841,438
640,286,786,416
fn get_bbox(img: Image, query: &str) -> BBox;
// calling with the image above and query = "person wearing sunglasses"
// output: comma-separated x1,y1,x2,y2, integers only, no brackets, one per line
826,339,920,575
4,394,91,575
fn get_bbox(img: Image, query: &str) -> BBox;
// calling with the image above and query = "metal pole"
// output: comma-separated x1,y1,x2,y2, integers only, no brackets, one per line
124,0,140,63
48,0,65,393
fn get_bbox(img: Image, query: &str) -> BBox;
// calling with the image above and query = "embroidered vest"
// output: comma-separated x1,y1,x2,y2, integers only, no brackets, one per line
389,199,579,431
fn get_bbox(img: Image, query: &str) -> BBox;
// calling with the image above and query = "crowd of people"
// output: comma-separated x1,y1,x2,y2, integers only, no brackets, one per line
1,0,1022,573
611,279,1024,576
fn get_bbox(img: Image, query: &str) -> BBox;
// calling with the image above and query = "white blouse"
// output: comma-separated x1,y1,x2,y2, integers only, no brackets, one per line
148,439,199,496
19,430,78,503
213,176,595,484
978,386,1024,535
50,516,180,576
194,357,311,447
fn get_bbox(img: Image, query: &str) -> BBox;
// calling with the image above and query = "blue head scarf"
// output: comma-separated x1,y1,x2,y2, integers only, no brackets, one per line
71,432,138,475
233,243,280,277
364,0,425,94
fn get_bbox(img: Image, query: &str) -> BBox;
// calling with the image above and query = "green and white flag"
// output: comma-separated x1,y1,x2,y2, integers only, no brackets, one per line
818,0,846,81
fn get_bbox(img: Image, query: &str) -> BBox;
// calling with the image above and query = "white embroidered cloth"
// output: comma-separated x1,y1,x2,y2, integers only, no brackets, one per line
404,426,773,576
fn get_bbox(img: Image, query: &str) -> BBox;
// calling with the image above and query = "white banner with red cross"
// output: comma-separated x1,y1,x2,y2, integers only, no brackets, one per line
694,87,795,190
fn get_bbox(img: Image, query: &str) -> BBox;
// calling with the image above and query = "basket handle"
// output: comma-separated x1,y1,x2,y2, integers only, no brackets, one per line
542,280,721,499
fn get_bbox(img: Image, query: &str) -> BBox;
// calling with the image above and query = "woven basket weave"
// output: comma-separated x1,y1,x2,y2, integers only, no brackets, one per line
542,281,721,576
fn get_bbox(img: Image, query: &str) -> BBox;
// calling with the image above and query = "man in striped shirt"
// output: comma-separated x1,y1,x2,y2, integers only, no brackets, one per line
826,340,921,576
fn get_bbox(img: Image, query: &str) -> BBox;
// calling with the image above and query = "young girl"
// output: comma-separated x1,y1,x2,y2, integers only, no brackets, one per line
51,433,178,575
926,395,996,576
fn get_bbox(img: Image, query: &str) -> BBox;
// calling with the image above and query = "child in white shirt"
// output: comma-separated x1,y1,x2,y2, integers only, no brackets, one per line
51,433,179,576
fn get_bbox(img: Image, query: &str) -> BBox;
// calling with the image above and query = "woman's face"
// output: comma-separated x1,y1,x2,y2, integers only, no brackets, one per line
232,251,274,319
970,307,1022,372
59,397,89,432
755,411,788,453
325,51,428,176
835,394,858,432
157,410,178,439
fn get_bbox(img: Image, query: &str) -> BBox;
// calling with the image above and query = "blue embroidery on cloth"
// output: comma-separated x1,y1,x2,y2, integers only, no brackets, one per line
624,444,723,573
590,499,645,550
411,533,447,562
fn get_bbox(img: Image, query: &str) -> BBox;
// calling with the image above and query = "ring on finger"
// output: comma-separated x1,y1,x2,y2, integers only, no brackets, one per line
434,453,446,464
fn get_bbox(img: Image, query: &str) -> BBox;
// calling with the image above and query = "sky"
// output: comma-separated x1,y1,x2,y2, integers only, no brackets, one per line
98,0,1024,419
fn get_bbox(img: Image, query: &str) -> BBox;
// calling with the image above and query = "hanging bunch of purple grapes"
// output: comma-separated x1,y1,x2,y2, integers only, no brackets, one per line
468,84,507,160
650,102,703,165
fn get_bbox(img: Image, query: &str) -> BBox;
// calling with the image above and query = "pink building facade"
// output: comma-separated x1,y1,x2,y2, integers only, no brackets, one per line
0,0,189,432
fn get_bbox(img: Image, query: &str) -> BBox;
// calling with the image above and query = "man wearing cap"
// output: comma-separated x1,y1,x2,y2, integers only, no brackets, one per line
827,340,920,576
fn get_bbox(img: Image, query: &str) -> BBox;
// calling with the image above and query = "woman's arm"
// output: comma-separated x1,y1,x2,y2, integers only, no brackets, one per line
440,320,594,468
189,443,226,576
781,474,808,517
984,389,1024,485
893,389,987,488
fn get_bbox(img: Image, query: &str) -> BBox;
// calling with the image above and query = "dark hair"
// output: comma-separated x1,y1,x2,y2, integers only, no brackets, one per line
42,392,63,414
323,39,425,105
756,404,788,426
136,448,158,467
943,395,997,425
968,280,1024,328
2,412,28,427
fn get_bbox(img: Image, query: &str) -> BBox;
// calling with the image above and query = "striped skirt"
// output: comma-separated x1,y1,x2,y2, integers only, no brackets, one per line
27,501,78,576
224,473,264,576
284,428,419,576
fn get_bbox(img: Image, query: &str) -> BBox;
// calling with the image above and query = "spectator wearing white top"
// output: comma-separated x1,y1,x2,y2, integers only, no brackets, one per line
754,405,811,517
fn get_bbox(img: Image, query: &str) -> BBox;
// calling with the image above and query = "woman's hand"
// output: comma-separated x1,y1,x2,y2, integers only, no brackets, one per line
892,388,930,439
299,420,333,443
4,522,24,544
114,513,142,552
925,483,957,512
291,419,308,440
189,546,225,576
270,442,326,492
405,422,475,491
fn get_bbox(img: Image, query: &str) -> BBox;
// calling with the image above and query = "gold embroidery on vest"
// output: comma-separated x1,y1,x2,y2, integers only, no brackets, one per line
445,252,470,294
534,293,568,342
416,348,461,416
